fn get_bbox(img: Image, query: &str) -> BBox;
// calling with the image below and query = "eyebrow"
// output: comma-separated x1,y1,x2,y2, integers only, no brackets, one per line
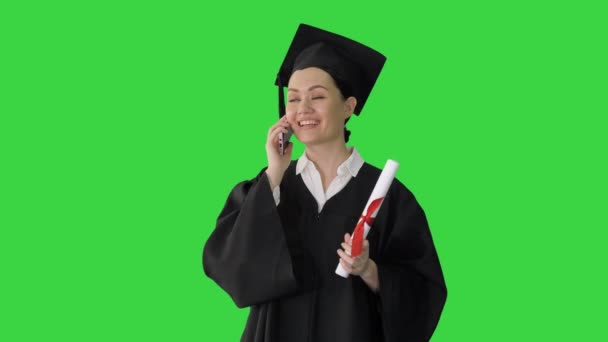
287,85,328,92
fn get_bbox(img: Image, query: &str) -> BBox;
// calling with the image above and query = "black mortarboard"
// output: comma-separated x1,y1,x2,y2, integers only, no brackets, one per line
275,24,387,118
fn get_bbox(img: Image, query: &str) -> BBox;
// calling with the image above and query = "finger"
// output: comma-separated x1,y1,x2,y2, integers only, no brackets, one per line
350,254,362,266
337,249,352,266
268,126,289,145
341,242,351,255
280,117,291,131
340,259,352,273
352,259,367,274
272,124,289,137
353,255,367,269
350,258,367,275
344,233,351,245
267,126,282,143
337,249,353,265
267,120,285,136
268,119,290,137
283,141,293,155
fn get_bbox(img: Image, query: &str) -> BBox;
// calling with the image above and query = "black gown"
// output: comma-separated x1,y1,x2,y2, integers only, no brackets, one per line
203,161,447,342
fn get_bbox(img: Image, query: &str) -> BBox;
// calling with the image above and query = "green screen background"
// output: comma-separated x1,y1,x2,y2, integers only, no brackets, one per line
1,1,606,340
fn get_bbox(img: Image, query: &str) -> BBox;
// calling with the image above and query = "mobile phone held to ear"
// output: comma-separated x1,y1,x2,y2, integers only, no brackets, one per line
279,127,293,155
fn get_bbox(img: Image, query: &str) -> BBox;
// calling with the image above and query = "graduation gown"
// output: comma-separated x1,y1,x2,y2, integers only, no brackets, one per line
203,162,447,342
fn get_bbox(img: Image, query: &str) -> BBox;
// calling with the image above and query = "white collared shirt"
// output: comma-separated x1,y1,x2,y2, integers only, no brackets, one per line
272,147,364,213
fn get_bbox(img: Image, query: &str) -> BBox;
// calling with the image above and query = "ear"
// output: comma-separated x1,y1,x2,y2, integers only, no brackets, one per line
344,96,357,119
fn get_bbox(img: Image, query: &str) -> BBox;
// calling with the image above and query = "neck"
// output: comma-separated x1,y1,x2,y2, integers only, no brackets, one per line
304,141,351,188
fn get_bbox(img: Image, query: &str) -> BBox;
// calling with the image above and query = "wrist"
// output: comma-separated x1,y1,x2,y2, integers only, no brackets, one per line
265,168,282,189
360,259,379,293
360,259,375,280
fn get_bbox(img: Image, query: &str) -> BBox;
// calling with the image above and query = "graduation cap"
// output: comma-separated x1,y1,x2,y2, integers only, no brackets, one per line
276,24,387,118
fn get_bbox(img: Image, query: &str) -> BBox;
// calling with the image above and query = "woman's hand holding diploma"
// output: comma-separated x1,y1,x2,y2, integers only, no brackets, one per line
337,233,379,292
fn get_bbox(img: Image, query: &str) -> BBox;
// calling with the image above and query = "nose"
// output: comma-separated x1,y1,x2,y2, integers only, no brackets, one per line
297,98,313,115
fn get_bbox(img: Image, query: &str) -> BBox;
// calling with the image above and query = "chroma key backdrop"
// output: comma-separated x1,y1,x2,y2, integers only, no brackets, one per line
1,1,606,341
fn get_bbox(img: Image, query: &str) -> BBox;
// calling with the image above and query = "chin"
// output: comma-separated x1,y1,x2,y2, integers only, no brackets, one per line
294,130,340,146
296,137,316,146
300,137,341,148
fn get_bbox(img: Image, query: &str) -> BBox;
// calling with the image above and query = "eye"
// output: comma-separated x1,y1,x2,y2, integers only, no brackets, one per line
288,98,300,103
312,96,325,100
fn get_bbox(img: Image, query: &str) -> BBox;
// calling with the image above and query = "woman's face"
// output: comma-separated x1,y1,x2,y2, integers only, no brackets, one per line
286,67,355,147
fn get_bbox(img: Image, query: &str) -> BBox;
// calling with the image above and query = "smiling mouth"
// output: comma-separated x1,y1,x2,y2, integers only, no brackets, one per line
298,120,319,127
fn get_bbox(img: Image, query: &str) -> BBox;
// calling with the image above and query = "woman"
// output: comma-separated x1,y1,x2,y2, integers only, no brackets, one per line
203,24,447,342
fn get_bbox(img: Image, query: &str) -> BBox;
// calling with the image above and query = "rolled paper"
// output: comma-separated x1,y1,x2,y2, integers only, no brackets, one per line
336,159,399,278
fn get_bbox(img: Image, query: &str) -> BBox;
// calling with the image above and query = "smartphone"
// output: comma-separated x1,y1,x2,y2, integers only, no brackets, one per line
279,127,293,155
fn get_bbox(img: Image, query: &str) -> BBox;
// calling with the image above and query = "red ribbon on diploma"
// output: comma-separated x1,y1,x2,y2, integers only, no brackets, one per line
351,197,384,257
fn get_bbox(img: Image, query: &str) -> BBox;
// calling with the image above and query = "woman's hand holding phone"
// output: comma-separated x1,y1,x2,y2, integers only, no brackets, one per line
265,117,293,190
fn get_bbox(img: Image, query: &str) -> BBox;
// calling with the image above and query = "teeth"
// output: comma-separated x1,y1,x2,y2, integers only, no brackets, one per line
299,120,319,127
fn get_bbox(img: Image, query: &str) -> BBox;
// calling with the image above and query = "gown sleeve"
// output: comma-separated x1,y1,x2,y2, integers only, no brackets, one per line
202,169,315,308
375,183,448,342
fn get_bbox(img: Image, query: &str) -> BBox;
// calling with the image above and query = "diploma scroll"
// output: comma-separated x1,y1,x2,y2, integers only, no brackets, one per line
335,159,399,278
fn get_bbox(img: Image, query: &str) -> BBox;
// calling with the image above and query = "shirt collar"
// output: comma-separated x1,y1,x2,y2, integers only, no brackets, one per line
295,147,364,177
